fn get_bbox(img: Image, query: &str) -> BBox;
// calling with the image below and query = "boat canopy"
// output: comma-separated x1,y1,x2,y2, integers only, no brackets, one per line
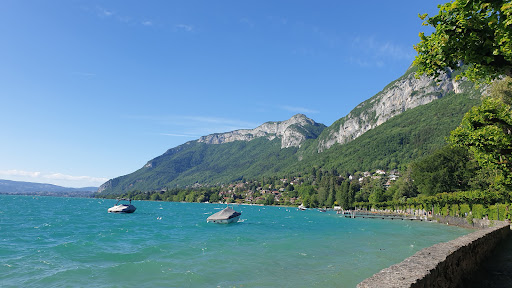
207,207,241,221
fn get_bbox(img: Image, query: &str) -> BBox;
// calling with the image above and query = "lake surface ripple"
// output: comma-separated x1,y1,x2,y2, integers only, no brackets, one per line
0,195,471,287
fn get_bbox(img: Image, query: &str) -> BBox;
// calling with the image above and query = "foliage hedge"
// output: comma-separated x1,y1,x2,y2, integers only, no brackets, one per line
355,189,512,220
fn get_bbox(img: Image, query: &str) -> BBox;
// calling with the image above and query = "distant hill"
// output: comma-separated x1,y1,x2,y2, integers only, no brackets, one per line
98,65,482,195
0,179,97,197
98,114,325,194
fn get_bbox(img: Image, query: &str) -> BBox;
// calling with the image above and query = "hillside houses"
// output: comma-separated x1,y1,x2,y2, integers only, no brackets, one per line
123,168,402,208
212,170,401,205
358,170,399,185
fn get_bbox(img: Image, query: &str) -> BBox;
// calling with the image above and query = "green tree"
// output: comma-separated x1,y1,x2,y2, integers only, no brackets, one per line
150,193,162,201
210,192,220,203
317,187,328,207
302,194,311,207
410,145,477,195
450,81,512,188
491,76,512,106
414,0,512,82
336,180,351,209
265,194,275,206
388,168,418,200
297,185,315,198
185,192,197,202
196,194,205,203
355,178,373,202
309,194,319,208
325,195,334,208
365,178,386,204
348,181,359,207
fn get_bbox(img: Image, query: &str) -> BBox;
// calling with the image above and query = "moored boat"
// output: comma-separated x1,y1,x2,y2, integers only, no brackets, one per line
108,198,136,213
298,203,307,210
207,206,241,224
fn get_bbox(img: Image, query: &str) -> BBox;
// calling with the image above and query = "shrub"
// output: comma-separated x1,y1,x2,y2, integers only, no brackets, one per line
459,204,471,217
466,213,474,225
472,204,486,219
450,204,459,216
442,204,450,216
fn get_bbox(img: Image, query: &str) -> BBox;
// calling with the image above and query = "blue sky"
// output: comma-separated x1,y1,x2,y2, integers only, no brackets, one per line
0,0,441,188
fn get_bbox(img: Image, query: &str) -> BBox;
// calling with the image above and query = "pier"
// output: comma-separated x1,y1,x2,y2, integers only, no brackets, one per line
339,210,429,221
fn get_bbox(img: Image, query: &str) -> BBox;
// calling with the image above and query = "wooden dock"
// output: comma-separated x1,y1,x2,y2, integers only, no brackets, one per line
339,211,428,221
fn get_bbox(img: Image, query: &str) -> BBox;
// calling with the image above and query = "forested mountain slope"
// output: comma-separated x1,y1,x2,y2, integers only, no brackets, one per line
98,115,325,194
98,66,481,195
291,89,481,174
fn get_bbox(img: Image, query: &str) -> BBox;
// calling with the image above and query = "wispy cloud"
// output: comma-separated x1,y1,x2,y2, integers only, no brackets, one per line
181,115,257,129
96,6,114,18
125,114,260,139
281,105,319,114
43,173,108,184
267,16,288,26
240,18,255,28
349,36,415,68
0,169,41,178
72,72,96,77
0,169,108,186
347,57,385,68
175,24,194,32
160,133,200,138
86,6,154,28
377,41,415,61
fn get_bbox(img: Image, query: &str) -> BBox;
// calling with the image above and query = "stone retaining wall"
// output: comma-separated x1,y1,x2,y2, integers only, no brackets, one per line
433,215,502,229
357,222,511,288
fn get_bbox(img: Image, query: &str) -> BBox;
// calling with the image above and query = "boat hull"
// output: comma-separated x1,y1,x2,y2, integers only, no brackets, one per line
108,205,136,213
207,215,240,224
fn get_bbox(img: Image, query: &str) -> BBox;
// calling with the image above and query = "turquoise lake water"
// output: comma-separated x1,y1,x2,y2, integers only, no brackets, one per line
0,195,472,287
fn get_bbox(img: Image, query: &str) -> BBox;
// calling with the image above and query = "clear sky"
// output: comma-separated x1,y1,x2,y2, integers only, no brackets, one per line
0,0,442,188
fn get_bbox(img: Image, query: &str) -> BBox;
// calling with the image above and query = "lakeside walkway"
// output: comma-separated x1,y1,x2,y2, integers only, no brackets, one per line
351,210,512,287
465,227,512,288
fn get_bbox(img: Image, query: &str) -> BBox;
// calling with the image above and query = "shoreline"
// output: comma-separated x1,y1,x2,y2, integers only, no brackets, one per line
358,219,511,287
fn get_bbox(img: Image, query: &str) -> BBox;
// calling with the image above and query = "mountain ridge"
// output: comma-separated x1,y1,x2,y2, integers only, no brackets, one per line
316,66,469,152
197,114,326,148
98,115,324,193
98,65,481,195
0,179,97,196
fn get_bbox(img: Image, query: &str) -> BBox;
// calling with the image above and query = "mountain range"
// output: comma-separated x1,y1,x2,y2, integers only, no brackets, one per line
98,65,482,195
0,179,97,196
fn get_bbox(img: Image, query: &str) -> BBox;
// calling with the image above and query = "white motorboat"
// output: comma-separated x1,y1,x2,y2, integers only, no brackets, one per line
108,198,136,213
298,203,307,210
207,206,241,224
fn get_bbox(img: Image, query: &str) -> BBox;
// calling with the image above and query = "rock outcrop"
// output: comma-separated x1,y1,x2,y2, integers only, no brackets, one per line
198,114,325,148
317,67,465,152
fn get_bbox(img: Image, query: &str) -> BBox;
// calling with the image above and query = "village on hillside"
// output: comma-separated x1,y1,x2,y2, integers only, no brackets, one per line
189,170,401,207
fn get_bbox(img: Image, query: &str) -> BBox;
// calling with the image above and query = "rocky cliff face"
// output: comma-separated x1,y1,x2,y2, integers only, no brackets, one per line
97,64,480,194
317,67,464,152
198,114,326,148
